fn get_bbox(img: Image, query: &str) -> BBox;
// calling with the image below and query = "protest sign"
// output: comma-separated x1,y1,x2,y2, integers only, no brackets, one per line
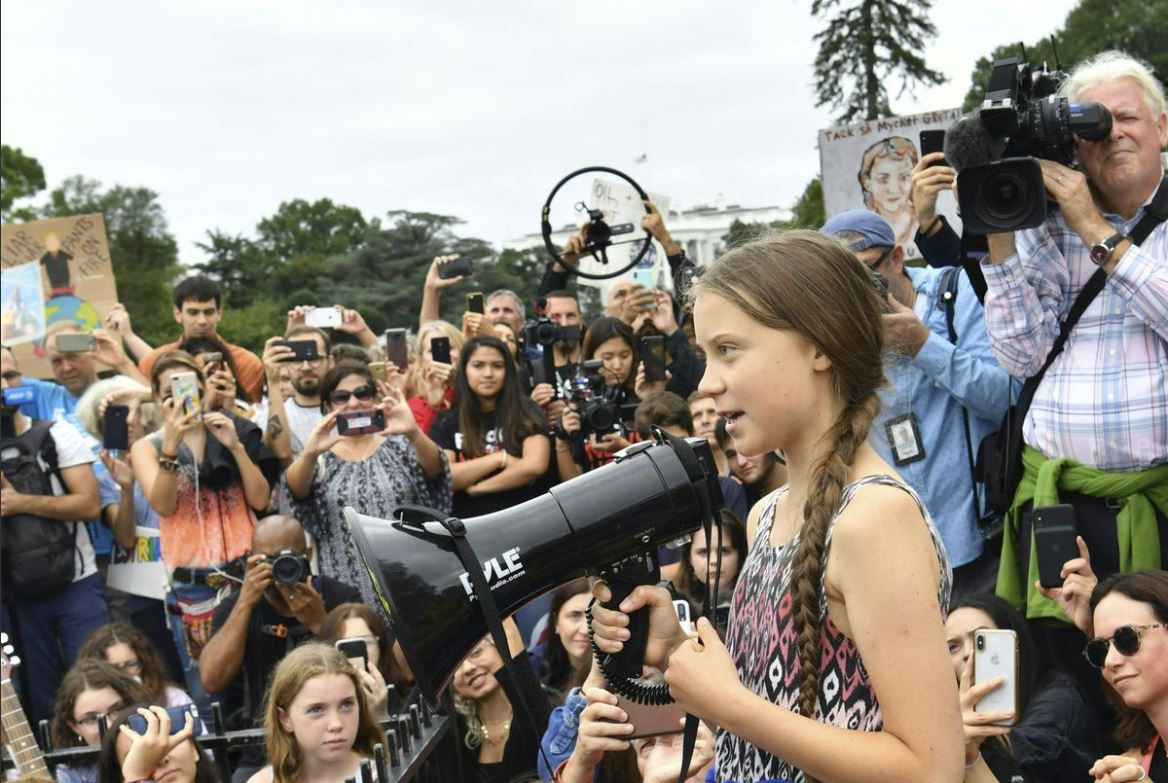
108,527,168,601
0,214,118,378
819,108,963,259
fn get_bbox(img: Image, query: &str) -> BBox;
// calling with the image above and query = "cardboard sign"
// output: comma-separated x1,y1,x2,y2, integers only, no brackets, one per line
575,179,671,283
0,214,119,378
107,527,168,600
818,108,964,259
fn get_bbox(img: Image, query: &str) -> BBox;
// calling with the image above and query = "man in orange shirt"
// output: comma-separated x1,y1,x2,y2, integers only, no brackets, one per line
137,276,264,400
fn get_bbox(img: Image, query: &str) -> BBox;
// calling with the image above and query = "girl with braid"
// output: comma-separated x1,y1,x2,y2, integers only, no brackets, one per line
590,231,964,783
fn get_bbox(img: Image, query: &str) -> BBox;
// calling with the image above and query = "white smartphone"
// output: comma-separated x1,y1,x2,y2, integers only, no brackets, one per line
305,306,342,329
673,599,693,636
170,371,202,421
972,628,1018,726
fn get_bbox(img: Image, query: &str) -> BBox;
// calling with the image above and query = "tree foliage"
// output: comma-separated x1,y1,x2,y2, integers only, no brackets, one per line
40,176,181,346
812,0,946,123
962,0,1168,112
1,145,46,221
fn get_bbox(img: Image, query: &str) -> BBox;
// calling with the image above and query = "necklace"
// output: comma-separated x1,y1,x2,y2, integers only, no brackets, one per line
481,715,512,745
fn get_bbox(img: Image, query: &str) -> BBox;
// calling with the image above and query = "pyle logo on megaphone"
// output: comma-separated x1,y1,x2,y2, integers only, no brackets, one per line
459,547,525,599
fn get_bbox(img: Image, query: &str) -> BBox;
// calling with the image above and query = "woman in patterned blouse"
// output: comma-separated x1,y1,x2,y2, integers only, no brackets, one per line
284,360,452,609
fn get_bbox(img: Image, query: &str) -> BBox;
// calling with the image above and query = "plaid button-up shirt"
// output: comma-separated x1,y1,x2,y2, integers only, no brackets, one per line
981,193,1167,471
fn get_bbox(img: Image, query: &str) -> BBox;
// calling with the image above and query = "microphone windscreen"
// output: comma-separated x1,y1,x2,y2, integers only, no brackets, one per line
944,115,1001,173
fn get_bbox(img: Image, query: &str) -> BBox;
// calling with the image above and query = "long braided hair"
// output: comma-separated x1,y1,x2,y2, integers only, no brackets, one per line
689,230,885,781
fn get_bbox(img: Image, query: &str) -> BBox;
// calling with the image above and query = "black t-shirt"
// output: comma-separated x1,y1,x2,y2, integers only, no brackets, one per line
209,574,361,722
431,407,553,519
40,250,73,290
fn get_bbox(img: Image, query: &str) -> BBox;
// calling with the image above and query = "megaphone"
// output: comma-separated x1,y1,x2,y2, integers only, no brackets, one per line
343,430,723,707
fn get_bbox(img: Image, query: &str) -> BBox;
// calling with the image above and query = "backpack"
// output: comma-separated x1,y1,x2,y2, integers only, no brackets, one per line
0,419,77,601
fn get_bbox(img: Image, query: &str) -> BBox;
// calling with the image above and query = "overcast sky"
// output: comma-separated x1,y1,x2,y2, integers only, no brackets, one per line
1,1,1079,260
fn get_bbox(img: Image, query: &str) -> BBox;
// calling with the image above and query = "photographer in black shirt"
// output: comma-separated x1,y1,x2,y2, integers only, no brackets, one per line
199,515,361,725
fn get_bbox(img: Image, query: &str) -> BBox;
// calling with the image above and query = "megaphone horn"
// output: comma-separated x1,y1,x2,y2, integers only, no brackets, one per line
344,429,723,708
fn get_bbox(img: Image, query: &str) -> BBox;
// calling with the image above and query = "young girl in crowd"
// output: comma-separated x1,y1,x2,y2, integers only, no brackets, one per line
945,594,1098,783
319,602,405,713
249,643,385,783
285,361,451,608
98,705,220,783
556,316,646,478
591,231,963,782
50,659,153,783
431,335,551,517
453,619,551,783
530,578,593,697
77,623,197,712
670,512,748,639
406,320,464,434
1083,571,1168,783
131,350,280,664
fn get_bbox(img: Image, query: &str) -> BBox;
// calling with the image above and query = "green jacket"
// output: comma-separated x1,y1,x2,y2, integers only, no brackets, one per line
997,445,1168,621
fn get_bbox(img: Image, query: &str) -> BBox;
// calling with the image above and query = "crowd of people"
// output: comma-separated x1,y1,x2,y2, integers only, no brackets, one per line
1,49,1165,783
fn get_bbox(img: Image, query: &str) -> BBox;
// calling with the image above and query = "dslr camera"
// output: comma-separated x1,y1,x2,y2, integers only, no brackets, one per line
524,317,581,349
957,54,1112,233
268,550,310,586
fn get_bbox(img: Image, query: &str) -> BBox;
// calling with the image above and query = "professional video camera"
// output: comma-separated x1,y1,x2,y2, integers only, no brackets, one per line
951,50,1112,233
564,359,621,439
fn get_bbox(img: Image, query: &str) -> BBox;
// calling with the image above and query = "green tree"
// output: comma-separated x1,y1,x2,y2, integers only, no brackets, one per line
41,176,181,346
963,0,1168,111
1,145,46,222
786,177,827,229
812,0,946,123
196,198,370,313
320,211,496,336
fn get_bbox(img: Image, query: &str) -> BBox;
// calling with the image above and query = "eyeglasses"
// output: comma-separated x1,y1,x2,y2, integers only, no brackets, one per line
328,385,376,405
74,702,127,729
1082,623,1165,668
863,247,894,271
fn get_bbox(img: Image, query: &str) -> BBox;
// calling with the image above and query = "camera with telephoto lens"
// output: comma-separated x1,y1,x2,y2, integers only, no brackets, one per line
565,359,620,439
957,54,1112,233
269,550,310,586
524,317,581,349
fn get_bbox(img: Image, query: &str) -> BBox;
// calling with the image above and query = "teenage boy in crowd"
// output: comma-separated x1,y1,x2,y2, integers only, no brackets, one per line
136,276,265,401
257,323,332,462
715,418,788,510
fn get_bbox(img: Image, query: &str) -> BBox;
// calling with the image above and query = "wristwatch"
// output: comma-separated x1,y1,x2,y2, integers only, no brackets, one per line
1089,231,1126,265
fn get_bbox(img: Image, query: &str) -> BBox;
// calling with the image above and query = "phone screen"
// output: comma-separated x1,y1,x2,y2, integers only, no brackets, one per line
385,329,409,369
640,336,666,382
430,336,452,365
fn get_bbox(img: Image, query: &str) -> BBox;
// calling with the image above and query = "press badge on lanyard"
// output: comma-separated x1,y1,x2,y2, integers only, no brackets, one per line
885,413,926,465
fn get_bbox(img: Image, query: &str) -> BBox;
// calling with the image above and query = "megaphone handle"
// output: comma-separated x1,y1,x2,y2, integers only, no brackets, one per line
600,576,651,681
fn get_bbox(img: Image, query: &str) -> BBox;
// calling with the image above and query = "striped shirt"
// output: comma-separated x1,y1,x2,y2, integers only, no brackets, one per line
981,193,1167,471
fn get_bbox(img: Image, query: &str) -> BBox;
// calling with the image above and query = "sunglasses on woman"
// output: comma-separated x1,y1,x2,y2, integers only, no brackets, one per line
328,385,376,405
1082,623,1164,668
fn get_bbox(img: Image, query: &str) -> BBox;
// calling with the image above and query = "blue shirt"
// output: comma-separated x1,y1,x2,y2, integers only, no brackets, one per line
873,266,1014,568
16,377,118,555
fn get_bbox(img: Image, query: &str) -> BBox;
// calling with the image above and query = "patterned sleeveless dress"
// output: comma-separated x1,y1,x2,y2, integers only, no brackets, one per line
714,475,953,783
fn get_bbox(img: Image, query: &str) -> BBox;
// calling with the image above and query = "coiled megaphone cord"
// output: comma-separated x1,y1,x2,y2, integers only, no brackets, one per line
585,598,676,706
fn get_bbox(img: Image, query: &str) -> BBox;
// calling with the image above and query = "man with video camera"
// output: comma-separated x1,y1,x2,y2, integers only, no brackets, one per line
981,51,1168,615
199,515,361,732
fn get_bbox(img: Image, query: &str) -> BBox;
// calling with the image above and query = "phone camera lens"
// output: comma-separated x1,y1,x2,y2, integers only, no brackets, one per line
976,636,985,650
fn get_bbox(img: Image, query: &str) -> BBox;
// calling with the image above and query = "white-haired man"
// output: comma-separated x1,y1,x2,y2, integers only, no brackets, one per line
983,51,1168,619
